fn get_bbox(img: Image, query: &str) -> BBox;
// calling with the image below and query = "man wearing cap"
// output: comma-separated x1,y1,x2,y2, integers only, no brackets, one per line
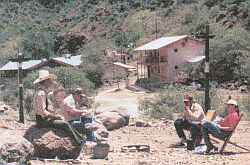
32,70,85,145
60,87,97,143
201,99,240,153
174,93,205,146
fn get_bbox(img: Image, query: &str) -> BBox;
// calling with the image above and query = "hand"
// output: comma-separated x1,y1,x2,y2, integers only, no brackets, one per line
184,106,190,111
53,86,65,95
54,114,65,120
196,122,201,126
82,111,92,117
217,124,222,129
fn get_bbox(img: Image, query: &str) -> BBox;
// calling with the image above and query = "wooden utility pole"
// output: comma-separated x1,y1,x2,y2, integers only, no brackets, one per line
195,25,215,114
120,35,123,63
10,53,30,123
155,19,158,39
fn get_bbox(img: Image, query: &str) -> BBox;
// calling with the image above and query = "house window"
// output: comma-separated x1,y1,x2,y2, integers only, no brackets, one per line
175,65,178,69
158,66,160,73
174,49,178,52
161,56,167,62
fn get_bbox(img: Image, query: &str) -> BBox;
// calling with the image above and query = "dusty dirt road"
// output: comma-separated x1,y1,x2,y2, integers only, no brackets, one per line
94,87,147,118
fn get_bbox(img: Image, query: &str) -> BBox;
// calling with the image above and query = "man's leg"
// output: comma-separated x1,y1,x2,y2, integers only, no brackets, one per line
174,119,191,143
201,121,231,149
82,118,97,142
190,124,202,146
46,119,85,145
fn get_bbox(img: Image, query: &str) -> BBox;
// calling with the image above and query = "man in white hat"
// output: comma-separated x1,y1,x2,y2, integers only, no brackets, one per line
201,99,240,153
32,70,85,145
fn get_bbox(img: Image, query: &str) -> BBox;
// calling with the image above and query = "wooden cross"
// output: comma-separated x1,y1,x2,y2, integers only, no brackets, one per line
195,25,215,114
9,53,30,124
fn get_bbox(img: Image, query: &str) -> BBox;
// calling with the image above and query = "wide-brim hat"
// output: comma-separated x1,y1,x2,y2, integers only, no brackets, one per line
225,99,238,106
33,70,57,84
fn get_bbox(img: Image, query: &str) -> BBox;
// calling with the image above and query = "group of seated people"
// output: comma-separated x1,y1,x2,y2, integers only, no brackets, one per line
32,70,240,153
174,93,240,153
32,70,98,146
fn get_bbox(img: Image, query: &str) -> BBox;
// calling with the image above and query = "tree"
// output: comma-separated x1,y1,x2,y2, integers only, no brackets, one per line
21,31,55,60
209,26,250,83
80,54,105,88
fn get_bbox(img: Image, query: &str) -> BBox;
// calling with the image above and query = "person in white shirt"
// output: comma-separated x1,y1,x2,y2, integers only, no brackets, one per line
60,87,97,142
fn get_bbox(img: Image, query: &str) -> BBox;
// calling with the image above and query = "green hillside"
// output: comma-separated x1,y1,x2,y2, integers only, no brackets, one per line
0,0,249,83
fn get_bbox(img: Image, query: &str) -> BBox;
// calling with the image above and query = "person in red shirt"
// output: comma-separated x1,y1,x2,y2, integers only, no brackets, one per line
201,99,240,153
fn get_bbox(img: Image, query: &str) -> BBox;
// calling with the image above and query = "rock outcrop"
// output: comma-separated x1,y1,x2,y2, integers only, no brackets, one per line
0,131,34,163
95,110,130,131
24,126,81,159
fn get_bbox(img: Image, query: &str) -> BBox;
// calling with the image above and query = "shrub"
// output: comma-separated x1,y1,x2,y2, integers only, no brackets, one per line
80,54,105,88
138,89,250,120
21,31,55,60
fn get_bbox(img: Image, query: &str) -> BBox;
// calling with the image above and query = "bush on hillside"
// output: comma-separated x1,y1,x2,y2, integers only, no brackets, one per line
21,31,55,60
209,26,250,83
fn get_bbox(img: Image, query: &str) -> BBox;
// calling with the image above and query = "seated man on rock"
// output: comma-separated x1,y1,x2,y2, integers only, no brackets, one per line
32,70,85,145
174,93,205,147
60,87,98,144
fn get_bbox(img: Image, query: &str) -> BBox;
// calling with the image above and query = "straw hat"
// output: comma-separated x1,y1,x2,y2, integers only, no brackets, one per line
33,70,57,84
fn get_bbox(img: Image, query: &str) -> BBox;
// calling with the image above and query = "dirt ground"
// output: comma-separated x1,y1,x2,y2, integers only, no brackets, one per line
1,85,250,165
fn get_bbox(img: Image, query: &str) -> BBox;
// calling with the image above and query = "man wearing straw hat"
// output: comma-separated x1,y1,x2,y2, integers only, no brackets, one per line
174,93,205,147
32,70,85,145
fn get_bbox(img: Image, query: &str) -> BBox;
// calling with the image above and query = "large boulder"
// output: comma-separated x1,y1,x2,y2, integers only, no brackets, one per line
0,130,34,163
24,126,81,159
95,111,130,131
93,121,109,138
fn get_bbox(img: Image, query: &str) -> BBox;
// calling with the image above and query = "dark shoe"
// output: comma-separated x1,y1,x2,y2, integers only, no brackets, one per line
195,143,202,147
205,145,218,153
175,141,186,147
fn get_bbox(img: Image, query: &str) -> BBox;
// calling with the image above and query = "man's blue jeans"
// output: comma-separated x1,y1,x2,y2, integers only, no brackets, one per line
201,121,231,147
68,117,97,142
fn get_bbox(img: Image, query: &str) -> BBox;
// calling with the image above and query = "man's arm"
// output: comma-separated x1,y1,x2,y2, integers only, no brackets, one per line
34,90,64,120
67,108,90,117
217,124,234,131
184,104,204,122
